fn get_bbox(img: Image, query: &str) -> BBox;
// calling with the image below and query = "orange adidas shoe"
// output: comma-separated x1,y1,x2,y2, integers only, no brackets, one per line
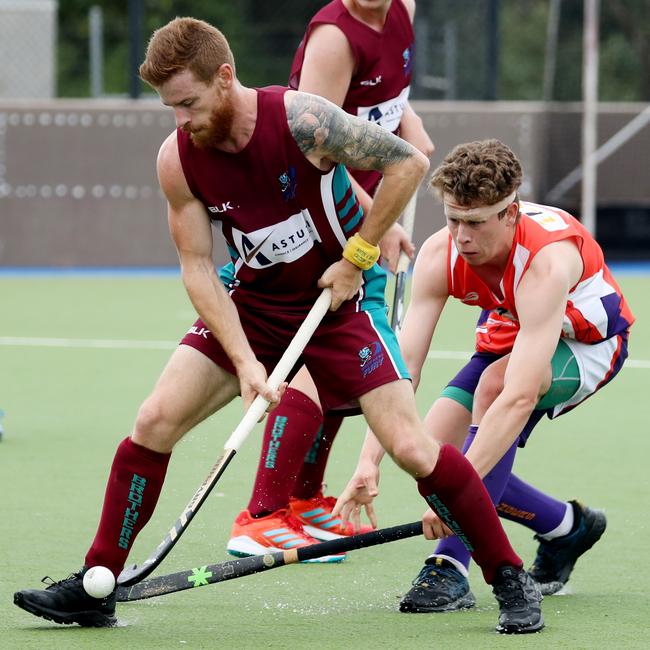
226,508,346,563
290,491,375,540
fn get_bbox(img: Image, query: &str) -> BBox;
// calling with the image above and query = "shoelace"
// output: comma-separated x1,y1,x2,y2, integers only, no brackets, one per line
278,510,318,540
41,572,80,590
311,483,337,509
293,489,336,511
413,563,461,588
494,573,527,607
312,492,338,511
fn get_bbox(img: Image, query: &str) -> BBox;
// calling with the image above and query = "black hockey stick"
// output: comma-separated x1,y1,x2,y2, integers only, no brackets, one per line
390,191,417,332
117,289,333,588
117,520,423,601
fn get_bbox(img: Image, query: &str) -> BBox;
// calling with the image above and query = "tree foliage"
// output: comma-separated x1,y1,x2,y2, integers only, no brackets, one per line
56,0,650,101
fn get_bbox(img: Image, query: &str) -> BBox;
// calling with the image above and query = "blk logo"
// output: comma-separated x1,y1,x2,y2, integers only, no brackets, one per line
208,202,235,214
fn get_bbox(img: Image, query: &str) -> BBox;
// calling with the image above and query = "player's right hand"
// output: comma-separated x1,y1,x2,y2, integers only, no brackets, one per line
237,360,284,419
317,259,363,310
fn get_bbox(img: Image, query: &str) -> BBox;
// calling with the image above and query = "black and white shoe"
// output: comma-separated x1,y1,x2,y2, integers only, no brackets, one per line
14,567,117,627
529,500,607,595
492,566,544,634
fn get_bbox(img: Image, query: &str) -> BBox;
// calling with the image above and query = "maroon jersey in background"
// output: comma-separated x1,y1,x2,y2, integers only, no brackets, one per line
289,0,414,193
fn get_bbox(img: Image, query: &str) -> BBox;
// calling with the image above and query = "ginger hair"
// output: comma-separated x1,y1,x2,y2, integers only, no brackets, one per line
139,17,235,87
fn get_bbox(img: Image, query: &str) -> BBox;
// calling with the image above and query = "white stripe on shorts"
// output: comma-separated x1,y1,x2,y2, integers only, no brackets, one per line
364,309,405,379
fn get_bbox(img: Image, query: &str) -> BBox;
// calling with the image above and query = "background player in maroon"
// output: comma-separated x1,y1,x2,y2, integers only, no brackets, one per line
229,0,436,556
14,20,542,634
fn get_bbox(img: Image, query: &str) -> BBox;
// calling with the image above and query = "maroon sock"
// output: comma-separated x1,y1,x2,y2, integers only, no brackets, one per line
416,444,522,584
247,388,323,516
291,413,343,499
85,437,171,578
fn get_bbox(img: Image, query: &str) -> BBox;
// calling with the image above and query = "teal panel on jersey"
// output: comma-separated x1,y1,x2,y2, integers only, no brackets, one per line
343,207,364,232
332,164,351,205
226,243,239,263
219,261,236,287
360,264,388,311
331,164,385,309
343,206,364,232
332,164,364,234
366,306,410,380
340,192,358,217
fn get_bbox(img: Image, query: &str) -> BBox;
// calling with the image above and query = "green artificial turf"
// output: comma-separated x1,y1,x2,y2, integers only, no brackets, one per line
1,275,648,649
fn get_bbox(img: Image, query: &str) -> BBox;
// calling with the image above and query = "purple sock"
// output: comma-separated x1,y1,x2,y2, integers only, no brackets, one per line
433,425,518,570
497,473,568,534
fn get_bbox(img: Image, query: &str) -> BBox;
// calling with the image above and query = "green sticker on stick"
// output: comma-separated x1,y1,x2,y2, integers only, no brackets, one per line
188,566,213,587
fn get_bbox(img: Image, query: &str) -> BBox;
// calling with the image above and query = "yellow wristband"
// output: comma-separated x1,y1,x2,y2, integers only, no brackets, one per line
342,232,381,270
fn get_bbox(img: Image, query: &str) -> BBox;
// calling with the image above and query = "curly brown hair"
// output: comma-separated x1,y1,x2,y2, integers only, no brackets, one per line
139,17,235,88
428,139,523,207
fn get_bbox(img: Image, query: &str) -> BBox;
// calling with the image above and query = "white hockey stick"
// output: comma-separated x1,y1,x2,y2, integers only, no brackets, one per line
118,288,332,587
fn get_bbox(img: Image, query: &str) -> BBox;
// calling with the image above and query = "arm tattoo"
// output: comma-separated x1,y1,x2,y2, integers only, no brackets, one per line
286,92,414,171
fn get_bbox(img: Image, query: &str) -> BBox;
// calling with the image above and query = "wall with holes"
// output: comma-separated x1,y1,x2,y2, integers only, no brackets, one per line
1,100,648,267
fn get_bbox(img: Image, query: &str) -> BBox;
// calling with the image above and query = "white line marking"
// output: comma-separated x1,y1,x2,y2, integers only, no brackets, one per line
1,337,648,369
0,336,176,350
426,350,470,360
426,350,650,369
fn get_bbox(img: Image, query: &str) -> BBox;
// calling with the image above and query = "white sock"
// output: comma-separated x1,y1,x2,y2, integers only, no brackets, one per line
538,502,574,540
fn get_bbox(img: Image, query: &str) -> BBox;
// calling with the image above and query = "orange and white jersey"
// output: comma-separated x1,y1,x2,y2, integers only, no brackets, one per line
448,201,635,349
474,308,519,355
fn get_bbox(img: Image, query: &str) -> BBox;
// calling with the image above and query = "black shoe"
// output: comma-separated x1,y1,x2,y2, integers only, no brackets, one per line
14,567,117,627
399,557,476,613
529,500,607,595
492,566,544,634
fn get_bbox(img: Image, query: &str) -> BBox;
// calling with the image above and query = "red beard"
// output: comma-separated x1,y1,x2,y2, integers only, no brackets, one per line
188,96,235,149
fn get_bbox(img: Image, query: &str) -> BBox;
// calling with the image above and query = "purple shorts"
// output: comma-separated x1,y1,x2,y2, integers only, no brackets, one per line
444,351,545,447
180,305,409,412
446,351,502,394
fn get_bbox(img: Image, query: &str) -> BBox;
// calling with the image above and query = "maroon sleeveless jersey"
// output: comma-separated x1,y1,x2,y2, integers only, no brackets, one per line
289,0,414,193
176,87,383,313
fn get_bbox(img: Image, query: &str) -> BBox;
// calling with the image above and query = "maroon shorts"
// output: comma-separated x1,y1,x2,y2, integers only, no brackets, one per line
180,305,409,411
